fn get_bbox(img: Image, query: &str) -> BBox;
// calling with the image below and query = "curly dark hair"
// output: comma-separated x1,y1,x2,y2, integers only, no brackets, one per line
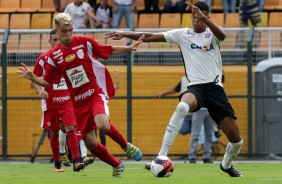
194,1,210,12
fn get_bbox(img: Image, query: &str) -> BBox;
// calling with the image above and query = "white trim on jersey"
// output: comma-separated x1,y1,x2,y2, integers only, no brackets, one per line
86,41,109,97
164,28,223,87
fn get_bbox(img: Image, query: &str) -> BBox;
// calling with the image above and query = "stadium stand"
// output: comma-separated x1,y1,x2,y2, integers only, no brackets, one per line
212,0,223,12
0,0,20,12
9,13,31,29
31,13,52,29
264,0,277,11
138,13,159,28
136,0,145,11
181,13,192,28
39,0,56,12
160,13,181,28
19,34,41,51
277,0,282,10
209,13,225,27
18,0,41,13
0,14,10,29
224,13,240,27
257,12,269,27
269,12,282,27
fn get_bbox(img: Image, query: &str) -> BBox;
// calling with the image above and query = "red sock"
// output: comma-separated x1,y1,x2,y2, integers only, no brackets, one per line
50,134,60,162
106,124,127,149
90,143,120,167
66,130,79,160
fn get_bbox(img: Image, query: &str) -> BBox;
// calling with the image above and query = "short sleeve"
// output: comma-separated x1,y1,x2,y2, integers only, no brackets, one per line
33,56,44,77
44,57,63,85
85,36,113,60
163,28,186,44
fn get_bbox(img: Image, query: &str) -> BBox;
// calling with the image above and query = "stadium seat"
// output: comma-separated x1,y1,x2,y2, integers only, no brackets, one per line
264,0,277,11
9,13,31,29
276,0,282,10
212,0,223,12
39,0,56,12
181,13,192,28
271,31,282,49
18,0,41,12
7,34,20,51
138,13,159,28
31,13,52,29
209,13,224,27
160,13,181,28
0,0,20,12
19,34,41,51
136,0,145,11
269,12,282,27
40,33,51,51
256,12,268,27
159,0,166,10
120,14,138,29
52,12,59,28
224,13,240,27
0,14,10,29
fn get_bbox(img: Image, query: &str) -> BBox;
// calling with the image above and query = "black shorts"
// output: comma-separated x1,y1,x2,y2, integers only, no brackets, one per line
179,83,237,124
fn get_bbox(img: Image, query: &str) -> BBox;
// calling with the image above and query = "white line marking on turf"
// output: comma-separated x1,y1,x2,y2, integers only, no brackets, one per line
257,179,282,181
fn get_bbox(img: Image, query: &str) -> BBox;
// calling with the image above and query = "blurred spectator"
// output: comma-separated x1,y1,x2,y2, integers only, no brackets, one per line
53,0,68,12
236,0,261,48
111,0,136,30
64,0,97,29
144,0,160,13
222,0,237,14
199,0,212,12
163,0,186,13
257,0,264,12
239,0,261,27
89,0,113,28
87,0,97,7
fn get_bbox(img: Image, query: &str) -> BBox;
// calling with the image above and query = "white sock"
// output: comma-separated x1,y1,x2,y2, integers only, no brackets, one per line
59,130,66,154
79,140,87,158
158,102,189,156
221,139,243,169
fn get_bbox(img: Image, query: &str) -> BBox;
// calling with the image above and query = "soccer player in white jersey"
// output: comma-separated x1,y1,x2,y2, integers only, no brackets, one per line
104,1,243,177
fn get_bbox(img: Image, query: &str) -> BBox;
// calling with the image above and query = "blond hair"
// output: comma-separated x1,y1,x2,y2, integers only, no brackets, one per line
54,13,72,27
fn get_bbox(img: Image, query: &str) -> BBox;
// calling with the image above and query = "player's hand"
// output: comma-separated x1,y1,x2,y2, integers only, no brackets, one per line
129,34,145,51
17,63,34,80
104,31,124,40
156,94,163,98
39,90,49,100
185,1,205,20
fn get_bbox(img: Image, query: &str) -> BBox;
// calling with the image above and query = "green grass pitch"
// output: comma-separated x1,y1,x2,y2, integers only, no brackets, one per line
0,161,282,184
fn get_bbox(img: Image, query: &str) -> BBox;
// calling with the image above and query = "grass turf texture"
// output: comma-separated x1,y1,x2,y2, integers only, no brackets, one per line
0,161,282,184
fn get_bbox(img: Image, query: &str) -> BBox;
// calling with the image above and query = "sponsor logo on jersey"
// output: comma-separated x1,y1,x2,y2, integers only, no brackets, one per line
66,65,90,88
53,95,70,102
52,49,61,55
72,45,84,50
191,43,214,51
53,78,68,90
77,49,84,59
204,32,211,39
65,54,76,62
47,122,51,126
75,131,82,136
54,52,63,59
74,88,95,102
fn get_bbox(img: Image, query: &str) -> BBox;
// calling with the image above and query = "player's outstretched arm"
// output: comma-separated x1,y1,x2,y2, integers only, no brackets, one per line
104,31,166,42
17,63,50,87
111,34,145,55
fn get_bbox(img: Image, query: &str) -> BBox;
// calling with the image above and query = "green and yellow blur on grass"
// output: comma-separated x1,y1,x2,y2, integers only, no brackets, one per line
0,161,281,184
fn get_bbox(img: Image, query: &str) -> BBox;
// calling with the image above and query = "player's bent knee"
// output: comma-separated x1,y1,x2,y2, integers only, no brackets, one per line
176,102,189,116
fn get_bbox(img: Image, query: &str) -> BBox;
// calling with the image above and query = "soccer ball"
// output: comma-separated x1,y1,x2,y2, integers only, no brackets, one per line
150,156,174,177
